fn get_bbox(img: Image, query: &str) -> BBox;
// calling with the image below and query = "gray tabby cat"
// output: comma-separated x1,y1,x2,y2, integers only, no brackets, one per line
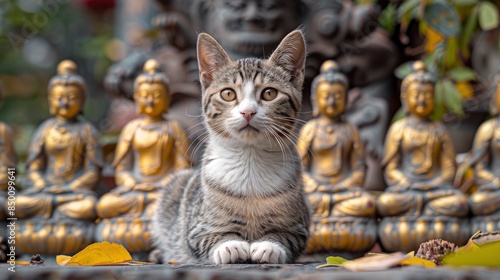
152,30,310,264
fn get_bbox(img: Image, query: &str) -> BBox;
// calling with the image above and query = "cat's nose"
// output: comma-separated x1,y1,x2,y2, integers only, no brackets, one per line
240,109,256,122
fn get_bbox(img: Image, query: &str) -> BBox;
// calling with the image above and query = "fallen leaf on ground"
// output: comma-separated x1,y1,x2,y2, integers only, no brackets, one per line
400,257,437,268
56,241,153,266
316,256,349,268
443,238,500,268
343,252,408,271
317,252,409,271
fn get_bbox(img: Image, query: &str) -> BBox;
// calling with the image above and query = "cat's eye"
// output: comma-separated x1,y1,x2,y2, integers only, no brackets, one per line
220,88,237,101
261,88,278,101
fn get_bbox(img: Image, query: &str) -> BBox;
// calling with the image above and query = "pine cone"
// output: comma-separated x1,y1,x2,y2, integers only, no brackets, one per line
28,254,45,266
415,239,458,265
0,236,7,263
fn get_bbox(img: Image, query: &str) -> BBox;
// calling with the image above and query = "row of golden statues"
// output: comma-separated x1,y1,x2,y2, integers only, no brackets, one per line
1,59,499,258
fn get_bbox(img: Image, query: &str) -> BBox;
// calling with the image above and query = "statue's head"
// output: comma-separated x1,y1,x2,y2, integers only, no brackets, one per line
490,71,500,116
401,61,436,118
196,0,303,59
133,59,171,117
311,60,348,118
48,60,86,120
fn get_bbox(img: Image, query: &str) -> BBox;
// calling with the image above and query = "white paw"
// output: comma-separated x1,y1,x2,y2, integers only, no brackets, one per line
213,240,250,264
250,241,287,264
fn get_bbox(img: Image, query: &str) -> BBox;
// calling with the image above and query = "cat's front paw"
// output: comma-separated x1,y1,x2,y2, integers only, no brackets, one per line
213,240,250,264
250,241,287,264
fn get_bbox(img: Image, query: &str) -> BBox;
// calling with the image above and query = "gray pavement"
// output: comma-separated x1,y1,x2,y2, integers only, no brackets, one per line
2,263,500,280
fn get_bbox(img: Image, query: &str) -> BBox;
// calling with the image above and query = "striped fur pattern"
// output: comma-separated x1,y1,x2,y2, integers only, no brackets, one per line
152,30,310,264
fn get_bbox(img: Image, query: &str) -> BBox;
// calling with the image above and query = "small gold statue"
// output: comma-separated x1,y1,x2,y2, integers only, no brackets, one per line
377,61,470,252
15,60,103,254
0,82,17,221
95,59,191,253
298,61,377,256
469,73,500,232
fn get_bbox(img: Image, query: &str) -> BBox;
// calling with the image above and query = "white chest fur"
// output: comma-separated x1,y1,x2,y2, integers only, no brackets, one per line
202,139,297,197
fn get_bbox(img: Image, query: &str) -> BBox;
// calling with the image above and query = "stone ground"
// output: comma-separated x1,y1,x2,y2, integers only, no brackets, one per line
2,263,500,280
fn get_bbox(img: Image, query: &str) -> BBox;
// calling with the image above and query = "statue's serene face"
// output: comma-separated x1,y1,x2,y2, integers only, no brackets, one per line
134,83,170,118
406,82,434,118
49,85,83,120
316,82,346,118
207,0,298,57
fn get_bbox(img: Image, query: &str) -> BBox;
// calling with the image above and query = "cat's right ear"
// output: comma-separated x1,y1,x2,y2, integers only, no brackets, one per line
197,33,232,89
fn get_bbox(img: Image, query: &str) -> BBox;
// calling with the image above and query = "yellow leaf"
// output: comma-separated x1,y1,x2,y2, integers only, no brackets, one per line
400,257,437,268
56,255,72,266
406,251,415,257
456,82,474,99
57,241,133,266
443,241,500,267
14,260,30,266
342,252,408,272
425,27,444,53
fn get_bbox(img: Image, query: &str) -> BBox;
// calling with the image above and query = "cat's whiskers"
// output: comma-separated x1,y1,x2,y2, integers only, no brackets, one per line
263,123,292,164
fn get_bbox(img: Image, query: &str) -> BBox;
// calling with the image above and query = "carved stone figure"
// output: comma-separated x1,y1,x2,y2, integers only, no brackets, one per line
0,82,17,221
298,61,377,256
105,0,398,165
469,72,500,232
14,60,103,255
96,59,191,253
377,62,470,252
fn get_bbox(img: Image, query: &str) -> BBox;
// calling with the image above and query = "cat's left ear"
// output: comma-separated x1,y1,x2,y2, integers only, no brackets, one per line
269,30,306,88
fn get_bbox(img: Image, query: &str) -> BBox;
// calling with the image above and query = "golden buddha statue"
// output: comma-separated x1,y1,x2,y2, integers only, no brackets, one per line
298,61,377,256
0,82,17,221
14,60,103,255
377,61,470,252
469,73,500,232
95,59,191,253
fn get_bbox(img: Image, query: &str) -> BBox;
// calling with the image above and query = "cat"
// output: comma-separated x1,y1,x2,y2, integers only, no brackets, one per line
152,30,310,264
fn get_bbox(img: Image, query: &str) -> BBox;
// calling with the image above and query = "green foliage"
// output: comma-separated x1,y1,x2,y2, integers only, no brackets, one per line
386,0,500,121
448,67,476,82
479,1,499,30
379,3,397,34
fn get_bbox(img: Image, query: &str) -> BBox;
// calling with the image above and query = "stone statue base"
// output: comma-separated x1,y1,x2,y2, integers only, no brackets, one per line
471,215,500,233
95,217,153,253
305,217,377,255
16,219,95,255
379,216,470,252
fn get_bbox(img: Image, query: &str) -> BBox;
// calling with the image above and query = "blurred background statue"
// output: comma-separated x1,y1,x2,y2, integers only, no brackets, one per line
377,62,470,252
0,82,17,221
469,72,500,232
299,61,377,258
96,59,191,255
14,60,103,255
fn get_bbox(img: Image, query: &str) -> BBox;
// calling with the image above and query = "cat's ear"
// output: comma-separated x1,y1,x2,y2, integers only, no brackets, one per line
269,30,306,87
197,33,232,89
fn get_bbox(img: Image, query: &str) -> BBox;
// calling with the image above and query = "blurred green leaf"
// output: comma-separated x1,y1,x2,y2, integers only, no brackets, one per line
442,79,465,116
479,1,499,31
379,3,397,34
424,2,461,37
394,61,413,79
444,38,459,70
448,67,476,81
432,80,446,120
451,0,478,5
460,5,479,58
